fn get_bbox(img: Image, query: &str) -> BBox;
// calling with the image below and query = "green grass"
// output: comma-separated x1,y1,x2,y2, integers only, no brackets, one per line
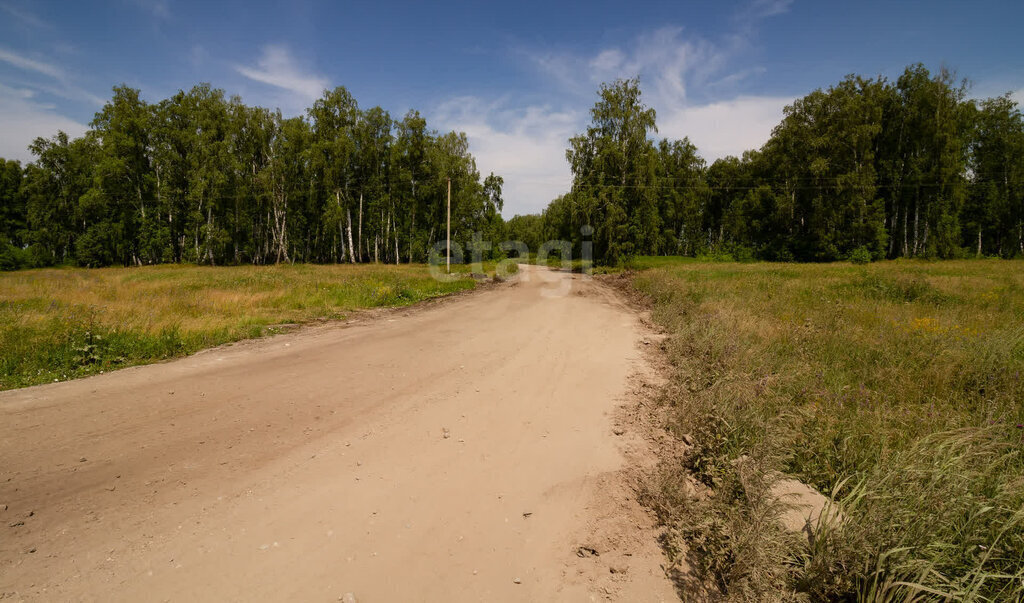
527,254,629,274
0,262,512,390
631,257,1024,600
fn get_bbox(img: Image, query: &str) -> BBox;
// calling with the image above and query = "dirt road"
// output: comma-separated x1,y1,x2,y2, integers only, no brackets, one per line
0,265,677,602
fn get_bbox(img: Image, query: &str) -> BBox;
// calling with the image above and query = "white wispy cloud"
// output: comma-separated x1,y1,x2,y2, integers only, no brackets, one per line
579,27,793,160
234,45,328,108
525,28,732,105
127,0,170,19
0,46,101,161
744,0,794,21
432,97,579,216
0,47,63,79
0,83,88,162
0,46,105,106
659,95,792,160
0,3,51,29
188,44,208,67
453,20,795,215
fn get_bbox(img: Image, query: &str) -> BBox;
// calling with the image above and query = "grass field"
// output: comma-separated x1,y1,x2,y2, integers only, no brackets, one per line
0,262,512,390
631,258,1024,600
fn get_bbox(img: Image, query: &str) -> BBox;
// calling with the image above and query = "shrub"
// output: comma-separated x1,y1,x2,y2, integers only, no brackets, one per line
0,242,24,271
849,246,872,264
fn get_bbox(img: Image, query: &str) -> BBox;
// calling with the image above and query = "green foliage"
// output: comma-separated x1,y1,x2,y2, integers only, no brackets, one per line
534,64,1024,264
849,246,872,264
563,78,662,264
0,158,25,248
504,214,544,255
0,84,505,270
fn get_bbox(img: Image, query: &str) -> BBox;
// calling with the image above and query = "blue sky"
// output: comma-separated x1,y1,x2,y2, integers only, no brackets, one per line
1,0,1022,215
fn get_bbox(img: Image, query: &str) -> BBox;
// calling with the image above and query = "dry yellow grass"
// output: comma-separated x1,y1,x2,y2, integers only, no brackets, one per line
0,262,491,389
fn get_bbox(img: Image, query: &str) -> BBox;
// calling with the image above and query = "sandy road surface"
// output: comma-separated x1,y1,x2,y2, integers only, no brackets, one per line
0,265,677,602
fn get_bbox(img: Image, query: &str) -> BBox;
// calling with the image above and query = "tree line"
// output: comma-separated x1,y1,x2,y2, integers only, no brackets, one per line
0,85,504,269
518,64,1024,263
4,64,1022,270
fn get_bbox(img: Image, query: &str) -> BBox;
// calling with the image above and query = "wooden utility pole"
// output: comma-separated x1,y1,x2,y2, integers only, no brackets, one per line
446,177,451,274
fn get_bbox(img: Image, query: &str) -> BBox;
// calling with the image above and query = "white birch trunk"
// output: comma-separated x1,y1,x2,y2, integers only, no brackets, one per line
347,207,356,264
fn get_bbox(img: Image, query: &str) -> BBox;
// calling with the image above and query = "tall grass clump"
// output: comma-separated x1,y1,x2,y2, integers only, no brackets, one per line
632,259,1024,600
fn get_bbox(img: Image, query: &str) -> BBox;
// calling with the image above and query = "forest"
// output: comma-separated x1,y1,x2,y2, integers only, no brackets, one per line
513,64,1024,264
0,85,504,269
1,63,1023,269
